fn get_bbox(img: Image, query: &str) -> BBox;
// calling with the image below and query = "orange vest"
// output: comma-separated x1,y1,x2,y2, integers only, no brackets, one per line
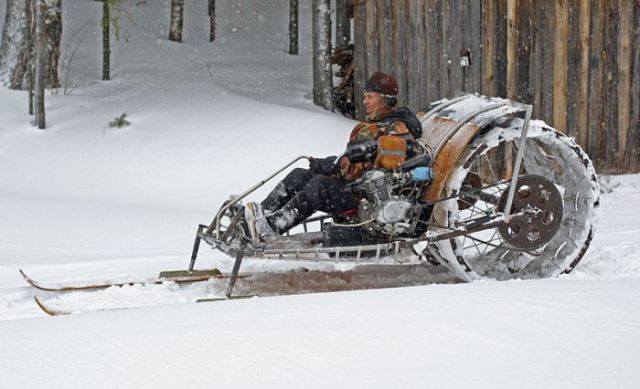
338,120,412,181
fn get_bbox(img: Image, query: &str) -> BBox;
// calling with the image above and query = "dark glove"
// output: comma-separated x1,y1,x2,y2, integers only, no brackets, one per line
346,139,378,163
309,155,339,175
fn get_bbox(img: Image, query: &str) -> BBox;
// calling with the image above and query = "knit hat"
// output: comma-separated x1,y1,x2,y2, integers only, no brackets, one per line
364,72,399,96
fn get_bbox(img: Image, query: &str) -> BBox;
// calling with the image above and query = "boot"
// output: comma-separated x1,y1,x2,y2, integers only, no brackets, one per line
244,202,278,243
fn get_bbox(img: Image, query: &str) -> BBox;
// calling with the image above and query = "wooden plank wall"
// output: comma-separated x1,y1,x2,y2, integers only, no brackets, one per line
352,0,640,173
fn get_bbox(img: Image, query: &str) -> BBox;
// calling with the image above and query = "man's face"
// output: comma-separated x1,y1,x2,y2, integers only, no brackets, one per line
363,92,386,117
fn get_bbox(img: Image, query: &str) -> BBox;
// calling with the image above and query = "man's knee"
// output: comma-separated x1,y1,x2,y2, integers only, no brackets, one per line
286,168,313,183
304,174,333,193
302,175,355,212
290,167,311,177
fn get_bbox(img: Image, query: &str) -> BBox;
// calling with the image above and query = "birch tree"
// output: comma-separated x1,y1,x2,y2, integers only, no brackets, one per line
0,0,61,90
312,0,333,110
169,0,184,42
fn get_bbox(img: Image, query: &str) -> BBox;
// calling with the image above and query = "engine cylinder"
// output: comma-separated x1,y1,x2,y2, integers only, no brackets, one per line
361,170,394,203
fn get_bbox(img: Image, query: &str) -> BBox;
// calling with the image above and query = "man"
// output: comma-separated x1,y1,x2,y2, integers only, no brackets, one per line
244,72,422,243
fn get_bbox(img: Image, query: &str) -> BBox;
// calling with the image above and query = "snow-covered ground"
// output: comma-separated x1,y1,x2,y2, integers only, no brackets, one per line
1,1,639,387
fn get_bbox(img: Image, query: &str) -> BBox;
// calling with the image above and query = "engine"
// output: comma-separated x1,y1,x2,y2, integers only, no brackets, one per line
355,169,421,235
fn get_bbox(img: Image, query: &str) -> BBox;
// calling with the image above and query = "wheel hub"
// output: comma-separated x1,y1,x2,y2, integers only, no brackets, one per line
498,175,563,250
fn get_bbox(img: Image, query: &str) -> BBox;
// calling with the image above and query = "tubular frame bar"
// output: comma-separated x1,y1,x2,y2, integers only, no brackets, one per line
502,104,533,220
207,155,311,237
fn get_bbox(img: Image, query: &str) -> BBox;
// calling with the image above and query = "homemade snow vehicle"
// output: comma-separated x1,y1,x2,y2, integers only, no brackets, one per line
189,94,600,297
22,94,601,315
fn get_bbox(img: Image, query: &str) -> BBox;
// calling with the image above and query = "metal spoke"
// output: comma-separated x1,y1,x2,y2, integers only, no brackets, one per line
481,229,499,256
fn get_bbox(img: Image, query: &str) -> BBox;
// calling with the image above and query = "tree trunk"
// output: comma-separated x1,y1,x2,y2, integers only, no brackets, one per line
0,0,61,90
288,0,298,55
169,0,184,42
26,0,35,114
335,0,350,48
34,0,45,129
0,0,31,88
102,0,110,80
208,0,215,42
312,0,333,110
45,0,61,88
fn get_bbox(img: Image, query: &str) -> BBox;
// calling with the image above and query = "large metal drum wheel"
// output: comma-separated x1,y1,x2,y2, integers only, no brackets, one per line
428,118,599,281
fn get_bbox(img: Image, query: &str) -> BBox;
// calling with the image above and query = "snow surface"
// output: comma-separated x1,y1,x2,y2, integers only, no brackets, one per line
1,0,639,387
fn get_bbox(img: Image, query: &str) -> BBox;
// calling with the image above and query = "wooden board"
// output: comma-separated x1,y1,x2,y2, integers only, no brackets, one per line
553,0,569,133
353,0,367,119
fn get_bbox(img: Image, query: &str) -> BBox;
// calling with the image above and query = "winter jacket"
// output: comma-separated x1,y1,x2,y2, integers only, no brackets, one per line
338,107,419,182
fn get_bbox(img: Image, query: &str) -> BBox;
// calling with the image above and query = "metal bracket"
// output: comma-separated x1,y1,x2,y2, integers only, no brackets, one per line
502,104,533,221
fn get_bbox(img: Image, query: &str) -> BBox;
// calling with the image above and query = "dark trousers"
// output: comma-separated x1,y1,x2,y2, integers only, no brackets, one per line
262,168,358,234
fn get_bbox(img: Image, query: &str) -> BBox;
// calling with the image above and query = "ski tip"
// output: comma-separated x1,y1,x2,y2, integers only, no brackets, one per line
33,296,70,317
33,296,56,316
19,269,36,284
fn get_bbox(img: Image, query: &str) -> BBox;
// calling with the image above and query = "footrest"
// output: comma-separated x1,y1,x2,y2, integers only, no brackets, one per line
196,295,256,303
159,269,223,279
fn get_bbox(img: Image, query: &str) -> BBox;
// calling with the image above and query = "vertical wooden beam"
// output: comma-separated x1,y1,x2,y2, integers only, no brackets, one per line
516,0,532,102
377,0,393,73
566,1,581,139
376,0,384,73
605,0,620,171
482,0,495,96
415,0,427,109
457,0,469,93
617,0,632,167
506,0,517,99
439,0,450,97
425,0,441,102
586,0,606,169
412,0,427,109
406,0,418,108
365,0,378,73
468,0,483,93
529,2,542,117
392,0,408,106
495,0,508,98
577,0,590,149
447,0,463,95
629,0,640,171
553,0,569,133
541,1,556,122
353,0,367,119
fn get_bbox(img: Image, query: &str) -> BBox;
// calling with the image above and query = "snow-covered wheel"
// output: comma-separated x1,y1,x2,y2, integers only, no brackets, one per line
429,118,599,281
